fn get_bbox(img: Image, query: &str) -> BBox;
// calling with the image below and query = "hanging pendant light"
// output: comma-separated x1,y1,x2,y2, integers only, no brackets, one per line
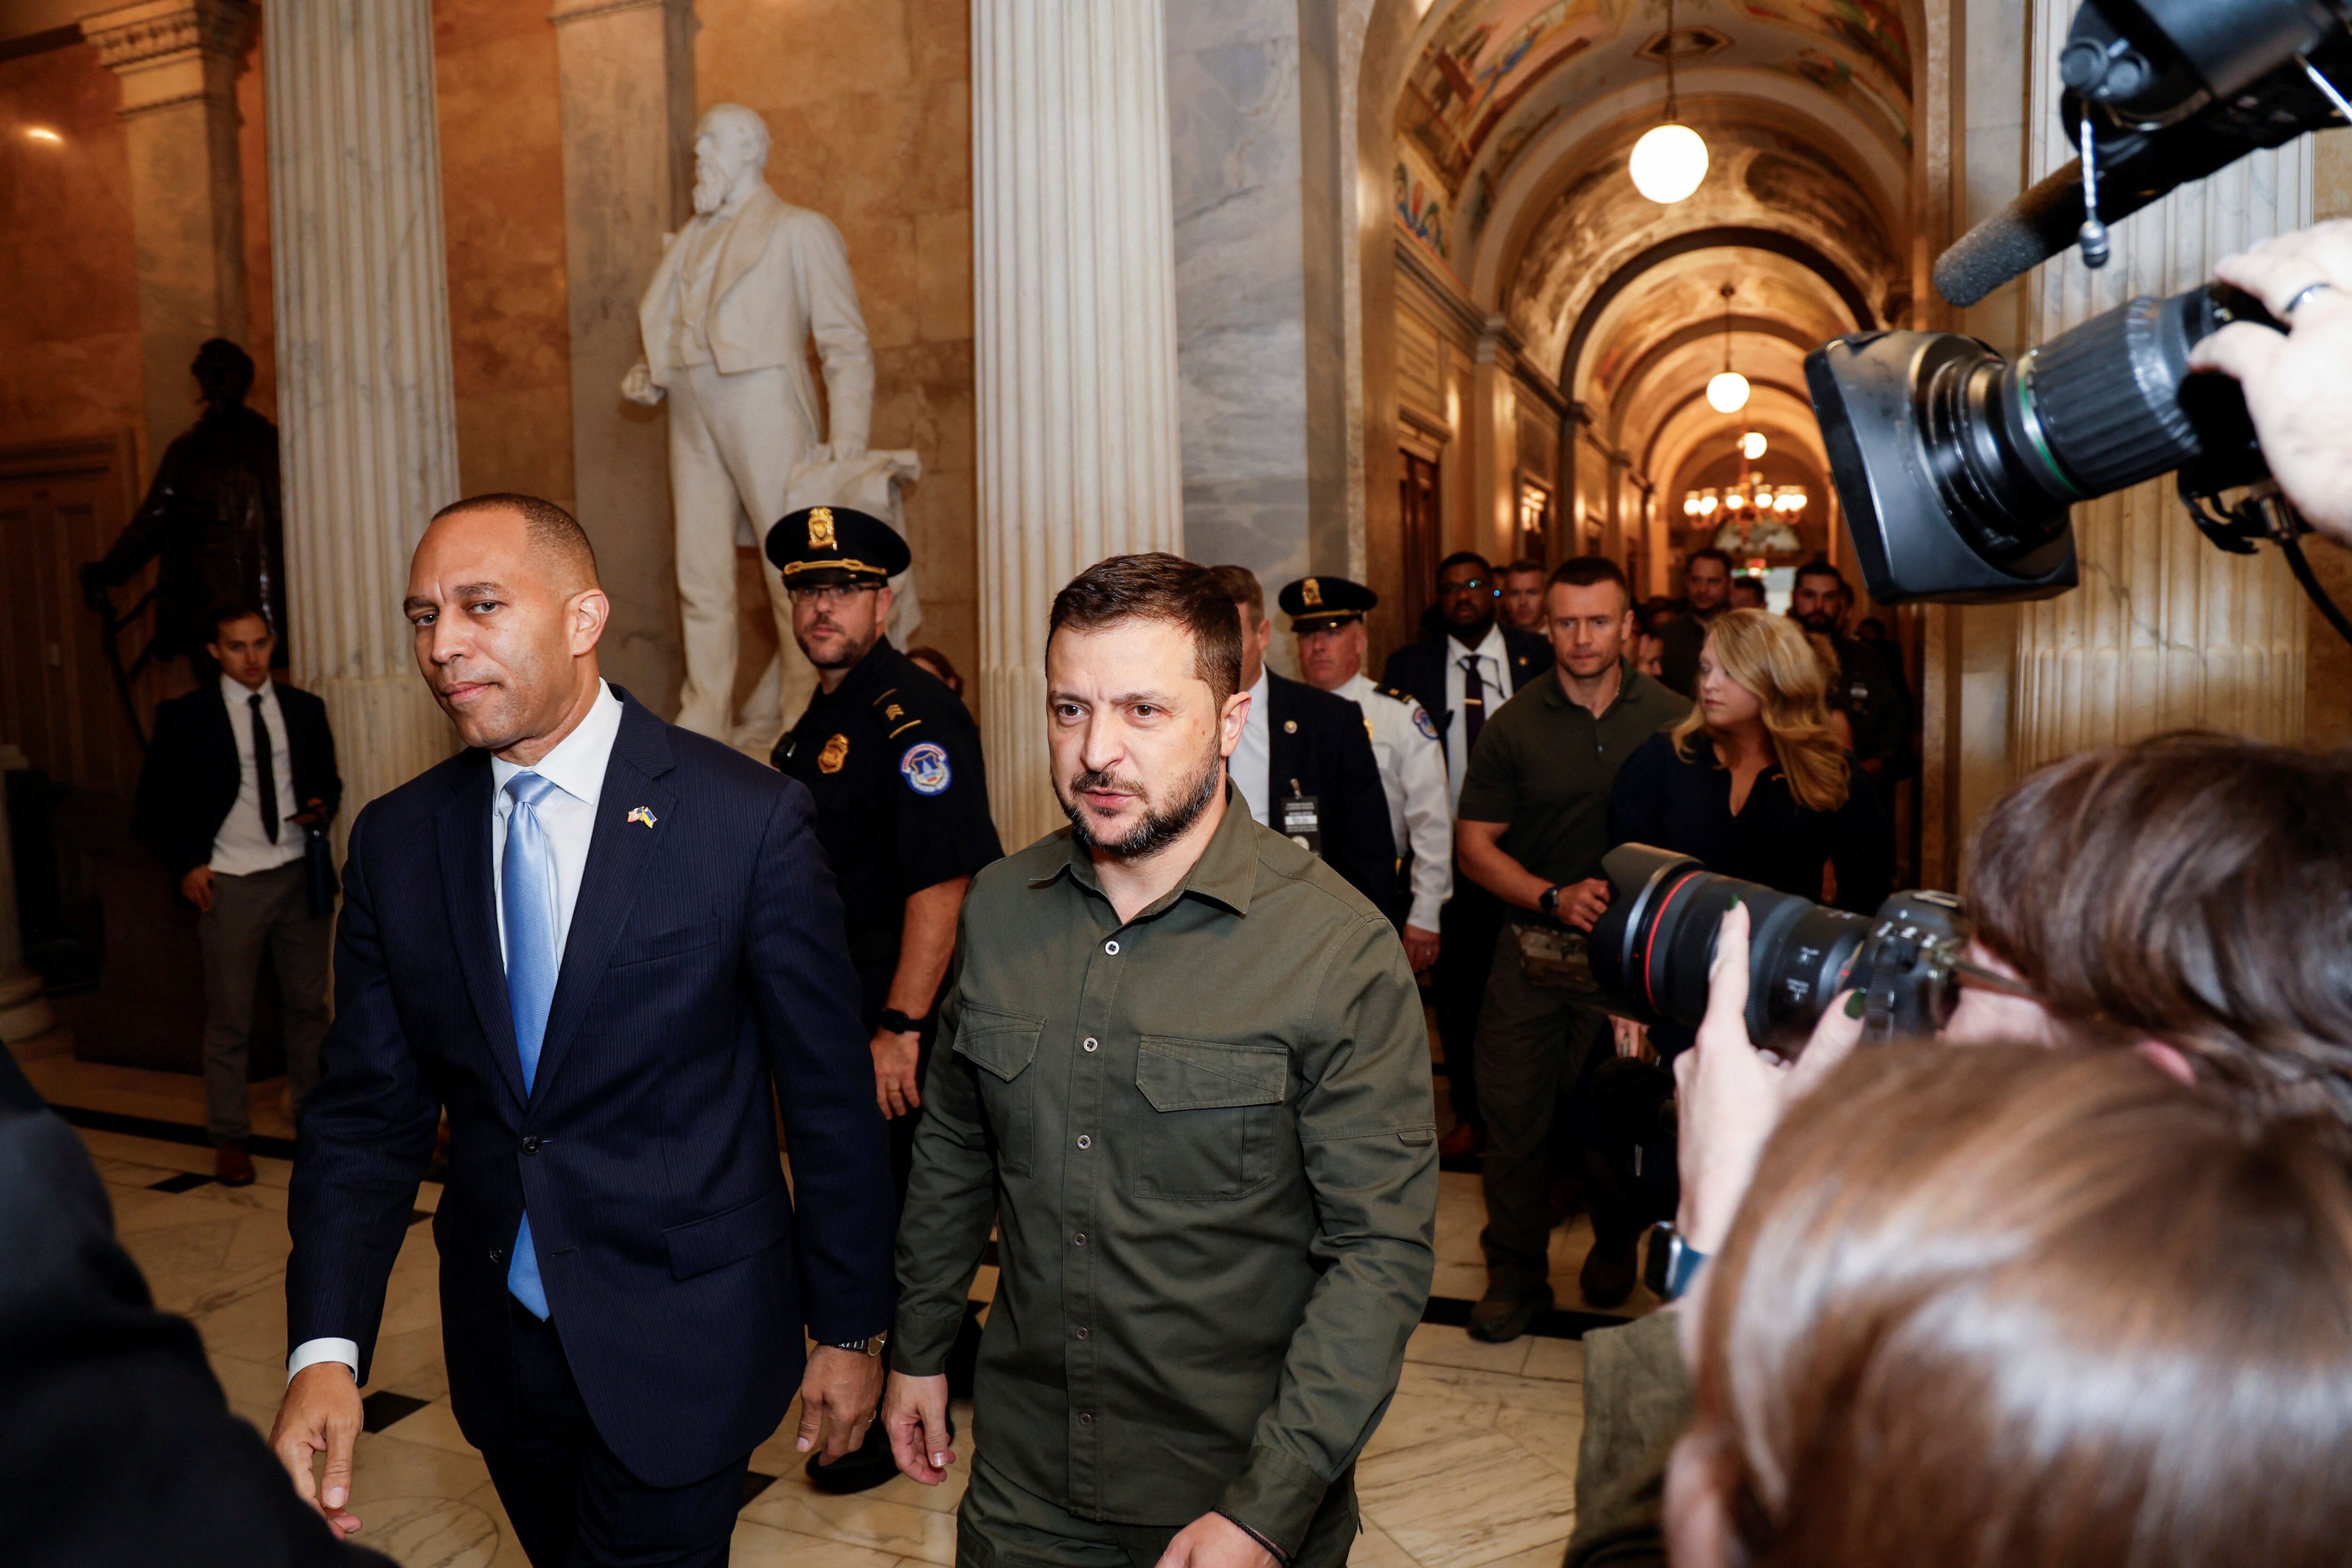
1706,282,1750,413
1630,0,1708,203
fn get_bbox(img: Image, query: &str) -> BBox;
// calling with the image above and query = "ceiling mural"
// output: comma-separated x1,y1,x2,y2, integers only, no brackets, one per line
1400,0,1632,192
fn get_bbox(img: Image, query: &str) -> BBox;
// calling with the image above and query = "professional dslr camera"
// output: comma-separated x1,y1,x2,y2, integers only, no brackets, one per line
1806,0,2352,624
1588,844,1977,1051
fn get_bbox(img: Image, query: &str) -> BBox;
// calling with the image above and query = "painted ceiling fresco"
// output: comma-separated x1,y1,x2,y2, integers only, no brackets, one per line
1400,0,1913,215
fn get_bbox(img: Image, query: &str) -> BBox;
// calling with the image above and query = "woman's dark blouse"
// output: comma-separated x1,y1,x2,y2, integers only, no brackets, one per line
1606,730,1895,914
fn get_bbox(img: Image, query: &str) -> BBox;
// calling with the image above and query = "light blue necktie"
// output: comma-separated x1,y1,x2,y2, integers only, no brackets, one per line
502,772,563,1320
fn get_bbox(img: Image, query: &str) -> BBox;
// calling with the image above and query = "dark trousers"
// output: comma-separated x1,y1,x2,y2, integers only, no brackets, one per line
481,1301,750,1568
198,860,331,1142
956,1457,1360,1568
1473,924,1610,1296
1433,875,1506,1131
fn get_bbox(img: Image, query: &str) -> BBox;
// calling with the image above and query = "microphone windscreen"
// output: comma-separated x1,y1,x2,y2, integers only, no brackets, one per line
1934,163,2085,308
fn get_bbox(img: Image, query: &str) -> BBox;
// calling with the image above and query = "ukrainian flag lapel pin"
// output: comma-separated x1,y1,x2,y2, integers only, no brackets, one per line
627,805,659,829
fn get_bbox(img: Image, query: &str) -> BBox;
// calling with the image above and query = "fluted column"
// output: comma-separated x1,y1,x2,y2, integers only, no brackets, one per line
83,0,255,478
264,0,460,827
974,0,1186,849
2011,3,2310,766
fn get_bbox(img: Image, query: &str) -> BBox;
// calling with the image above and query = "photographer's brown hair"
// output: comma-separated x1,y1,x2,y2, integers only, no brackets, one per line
1966,732,2352,1123
1685,1044,2352,1568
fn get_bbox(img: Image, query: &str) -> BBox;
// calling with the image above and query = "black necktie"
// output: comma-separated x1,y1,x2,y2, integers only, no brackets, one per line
1460,654,1488,753
249,693,279,844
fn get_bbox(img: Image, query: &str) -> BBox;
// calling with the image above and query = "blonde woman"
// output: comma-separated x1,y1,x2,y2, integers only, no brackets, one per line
1606,607,1892,915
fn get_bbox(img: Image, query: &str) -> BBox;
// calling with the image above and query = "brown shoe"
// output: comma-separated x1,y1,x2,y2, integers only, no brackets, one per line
214,1141,256,1187
1437,1122,1481,1160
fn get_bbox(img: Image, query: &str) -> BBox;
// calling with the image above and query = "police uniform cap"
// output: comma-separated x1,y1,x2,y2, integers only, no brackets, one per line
764,504,911,583
1279,574,1378,630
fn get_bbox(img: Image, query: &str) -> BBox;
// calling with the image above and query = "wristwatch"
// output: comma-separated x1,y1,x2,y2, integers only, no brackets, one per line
826,1329,890,1357
877,1008,928,1036
1538,883,1565,918
1644,1223,1708,1302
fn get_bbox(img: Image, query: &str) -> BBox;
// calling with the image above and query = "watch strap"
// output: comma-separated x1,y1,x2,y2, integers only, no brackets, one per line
877,1008,928,1035
826,1329,890,1357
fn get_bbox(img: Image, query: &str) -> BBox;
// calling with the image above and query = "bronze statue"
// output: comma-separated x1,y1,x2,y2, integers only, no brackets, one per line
82,339,287,669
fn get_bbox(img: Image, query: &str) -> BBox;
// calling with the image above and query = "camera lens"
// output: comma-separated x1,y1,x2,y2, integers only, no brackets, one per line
1589,846,1875,1045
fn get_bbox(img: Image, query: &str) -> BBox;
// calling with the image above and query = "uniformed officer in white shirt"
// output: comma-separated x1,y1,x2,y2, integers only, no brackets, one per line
1280,574,1451,973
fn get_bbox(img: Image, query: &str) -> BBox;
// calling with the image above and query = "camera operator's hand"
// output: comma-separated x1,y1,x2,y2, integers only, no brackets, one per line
1674,901,1865,1255
2190,220,2352,543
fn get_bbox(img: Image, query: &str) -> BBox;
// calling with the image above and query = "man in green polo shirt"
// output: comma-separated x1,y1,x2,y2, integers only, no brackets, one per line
1455,557,1689,1341
882,553,1438,1568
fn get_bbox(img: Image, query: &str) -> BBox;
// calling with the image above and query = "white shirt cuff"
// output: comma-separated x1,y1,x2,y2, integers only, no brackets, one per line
1408,893,1446,932
287,1337,361,1385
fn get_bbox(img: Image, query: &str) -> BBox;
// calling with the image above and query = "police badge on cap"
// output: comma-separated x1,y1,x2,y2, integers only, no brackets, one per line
765,504,912,584
1278,574,1378,631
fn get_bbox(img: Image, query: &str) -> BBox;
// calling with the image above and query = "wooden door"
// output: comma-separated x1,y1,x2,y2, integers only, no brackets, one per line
1399,450,1442,635
0,436,151,796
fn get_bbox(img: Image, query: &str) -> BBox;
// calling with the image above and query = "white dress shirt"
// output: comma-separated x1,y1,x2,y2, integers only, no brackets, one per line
1441,623,1510,811
210,674,303,877
1232,668,1272,828
288,682,625,1382
1335,671,1453,930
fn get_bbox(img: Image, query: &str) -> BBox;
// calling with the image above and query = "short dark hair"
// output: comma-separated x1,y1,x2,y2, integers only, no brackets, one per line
1502,557,1545,579
1547,555,1631,605
1049,553,1243,707
1205,563,1264,617
206,601,271,642
1437,551,1493,580
430,493,600,589
1795,557,1846,591
1968,732,2352,1126
1685,548,1732,576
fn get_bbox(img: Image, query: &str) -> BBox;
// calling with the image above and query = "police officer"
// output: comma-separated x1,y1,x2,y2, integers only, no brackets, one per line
1281,574,1451,974
767,503,1001,1492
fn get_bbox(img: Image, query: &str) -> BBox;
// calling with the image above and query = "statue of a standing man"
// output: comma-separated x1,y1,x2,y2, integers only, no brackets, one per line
625,102,874,742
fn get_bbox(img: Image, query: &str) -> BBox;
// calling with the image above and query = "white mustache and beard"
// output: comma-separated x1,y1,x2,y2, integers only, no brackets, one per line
692,151,736,216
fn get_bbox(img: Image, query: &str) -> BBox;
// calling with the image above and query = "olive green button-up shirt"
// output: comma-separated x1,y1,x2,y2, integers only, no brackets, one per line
892,787,1438,1554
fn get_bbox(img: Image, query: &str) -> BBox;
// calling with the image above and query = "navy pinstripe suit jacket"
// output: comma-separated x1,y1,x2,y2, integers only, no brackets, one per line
285,690,894,1487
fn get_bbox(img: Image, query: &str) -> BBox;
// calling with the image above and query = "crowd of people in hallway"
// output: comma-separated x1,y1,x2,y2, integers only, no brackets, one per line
17,216,2352,1568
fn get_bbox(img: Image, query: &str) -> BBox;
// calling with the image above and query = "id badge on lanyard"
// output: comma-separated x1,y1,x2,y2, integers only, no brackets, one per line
1279,783,1322,855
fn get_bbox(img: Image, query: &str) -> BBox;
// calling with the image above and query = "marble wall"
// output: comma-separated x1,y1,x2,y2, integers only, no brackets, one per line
695,0,979,687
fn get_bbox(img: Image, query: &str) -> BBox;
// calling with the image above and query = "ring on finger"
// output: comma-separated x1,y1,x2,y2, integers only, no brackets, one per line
2284,280,2338,318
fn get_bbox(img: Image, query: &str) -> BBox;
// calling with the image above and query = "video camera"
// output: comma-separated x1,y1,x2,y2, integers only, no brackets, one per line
1805,0,2352,616
1587,844,1974,1050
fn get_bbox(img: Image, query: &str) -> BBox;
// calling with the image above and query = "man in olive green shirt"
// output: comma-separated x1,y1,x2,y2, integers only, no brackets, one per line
1456,557,1689,1339
882,554,1438,1568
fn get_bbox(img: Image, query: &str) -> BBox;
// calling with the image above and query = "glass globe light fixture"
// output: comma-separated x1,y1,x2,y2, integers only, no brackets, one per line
1630,123,1708,204
1629,0,1708,205
1740,431,1767,460
1707,370,1750,413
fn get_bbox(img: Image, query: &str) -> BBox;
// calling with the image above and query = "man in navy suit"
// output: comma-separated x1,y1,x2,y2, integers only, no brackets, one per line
1379,553,1547,1158
268,493,895,1567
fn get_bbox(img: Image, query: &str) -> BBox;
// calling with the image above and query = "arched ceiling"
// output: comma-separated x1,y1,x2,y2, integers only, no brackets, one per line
1386,0,1916,549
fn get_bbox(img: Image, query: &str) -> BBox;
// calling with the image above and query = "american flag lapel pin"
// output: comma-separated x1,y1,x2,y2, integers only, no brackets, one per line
627,805,658,829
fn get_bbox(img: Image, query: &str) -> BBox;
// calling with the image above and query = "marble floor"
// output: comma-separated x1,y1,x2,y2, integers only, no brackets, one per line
14,1025,1649,1568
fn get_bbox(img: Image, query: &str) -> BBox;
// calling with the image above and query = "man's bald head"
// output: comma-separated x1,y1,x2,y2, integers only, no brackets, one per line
429,493,599,596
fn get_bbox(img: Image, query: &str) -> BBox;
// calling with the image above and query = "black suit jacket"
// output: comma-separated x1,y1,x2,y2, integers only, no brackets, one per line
286,690,895,1487
0,1053,387,1568
135,681,342,879
1261,669,1403,923
1379,626,1548,767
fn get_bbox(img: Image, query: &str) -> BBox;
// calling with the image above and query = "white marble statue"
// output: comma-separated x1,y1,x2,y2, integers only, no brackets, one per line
625,103,875,744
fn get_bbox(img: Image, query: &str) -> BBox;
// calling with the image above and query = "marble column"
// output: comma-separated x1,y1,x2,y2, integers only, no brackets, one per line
2010,1,2310,767
82,0,255,478
549,0,693,716
975,0,1187,850
1164,0,1349,637
0,748,58,1044
263,0,461,827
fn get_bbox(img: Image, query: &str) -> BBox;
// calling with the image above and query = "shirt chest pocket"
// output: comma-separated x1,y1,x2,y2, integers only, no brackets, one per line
951,1006,1045,1177
1128,1036,1290,1200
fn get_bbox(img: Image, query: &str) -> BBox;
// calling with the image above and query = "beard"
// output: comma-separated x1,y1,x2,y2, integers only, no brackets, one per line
692,154,732,215
1058,740,1224,861
1795,608,1841,636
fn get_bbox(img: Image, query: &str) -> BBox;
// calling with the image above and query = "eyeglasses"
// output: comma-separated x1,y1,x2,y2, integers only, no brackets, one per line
1436,578,1494,597
787,583,882,606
